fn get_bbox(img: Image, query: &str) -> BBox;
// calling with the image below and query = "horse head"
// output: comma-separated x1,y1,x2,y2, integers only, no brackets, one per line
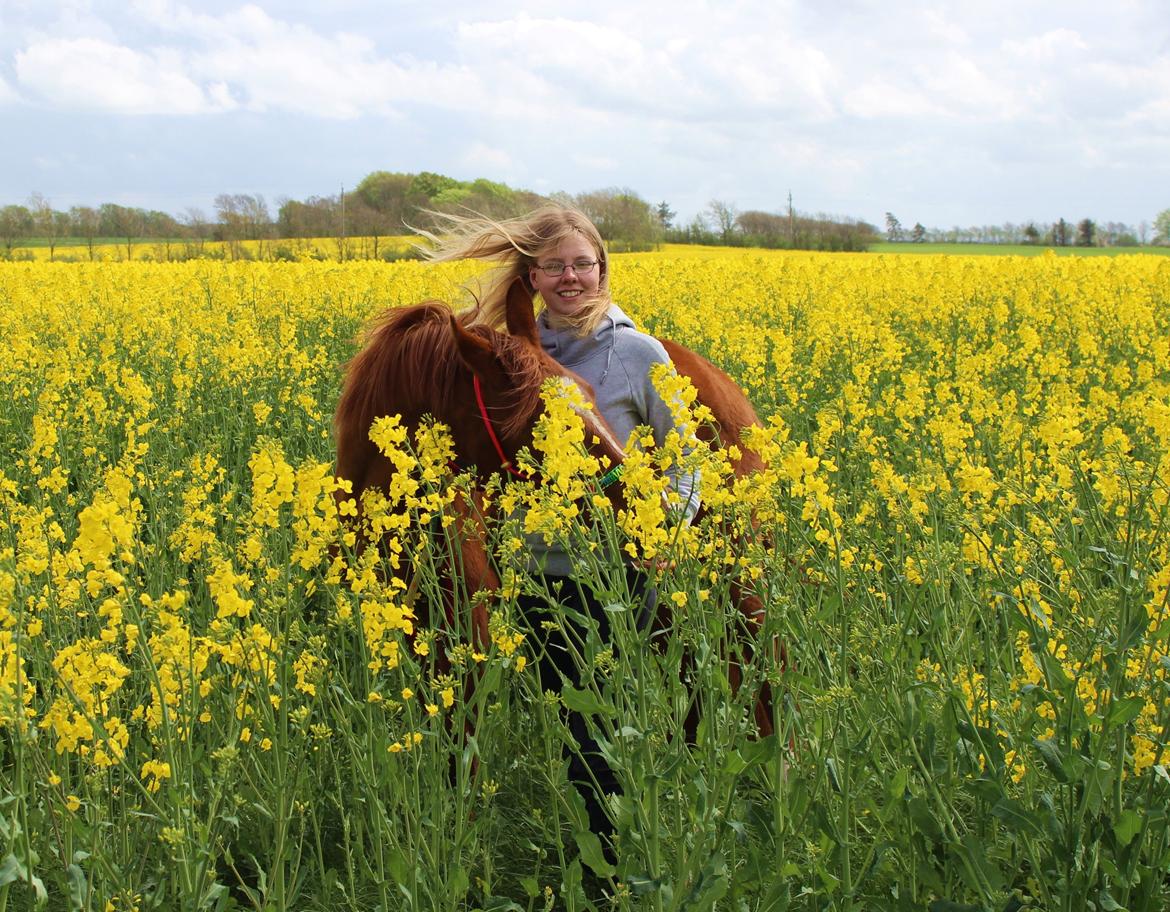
447,279,627,492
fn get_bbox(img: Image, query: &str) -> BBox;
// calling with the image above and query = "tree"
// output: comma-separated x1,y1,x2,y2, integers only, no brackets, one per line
70,206,101,260
655,201,675,230
575,188,660,250
1050,218,1070,247
1154,208,1170,245
0,205,32,255
1075,218,1096,247
181,207,211,257
354,171,413,230
884,212,902,242
99,204,146,259
735,210,787,243
911,222,926,243
1023,223,1041,245
706,199,738,244
29,193,65,261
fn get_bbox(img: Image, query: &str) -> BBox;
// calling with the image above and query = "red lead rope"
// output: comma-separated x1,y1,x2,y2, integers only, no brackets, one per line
473,374,530,480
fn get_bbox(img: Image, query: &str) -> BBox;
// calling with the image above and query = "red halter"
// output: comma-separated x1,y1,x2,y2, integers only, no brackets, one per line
470,374,624,489
473,374,530,480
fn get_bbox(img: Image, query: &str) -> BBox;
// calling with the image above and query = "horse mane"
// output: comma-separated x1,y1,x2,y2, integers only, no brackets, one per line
335,300,550,446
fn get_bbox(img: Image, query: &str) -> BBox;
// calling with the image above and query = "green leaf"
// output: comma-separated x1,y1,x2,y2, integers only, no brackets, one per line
561,686,615,717
519,876,540,899
626,874,662,896
481,898,525,912
1098,888,1128,911
1105,695,1146,728
449,864,470,899
1031,737,1071,783
574,829,616,878
386,847,409,884
739,734,779,771
991,798,1044,836
887,767,909,801
199,883,229,910
0,854,27,887
66,863,87,911
1113,809,1143,847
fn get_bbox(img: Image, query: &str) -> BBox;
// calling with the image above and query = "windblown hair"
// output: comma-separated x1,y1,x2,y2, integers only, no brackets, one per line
334,301,552,448
418,204,612,337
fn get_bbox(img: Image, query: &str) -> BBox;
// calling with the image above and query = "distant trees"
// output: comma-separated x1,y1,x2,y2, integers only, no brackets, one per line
8,176,1159,259
70,205,101,259
1076,218,1096,247
575,189,660,251
215,194,272,258
655,201,676,231
1050,219,1071,247
0,205,32,254
665,205,875,252
1155,208,1170,245
707,200,739,244
884,212,903,242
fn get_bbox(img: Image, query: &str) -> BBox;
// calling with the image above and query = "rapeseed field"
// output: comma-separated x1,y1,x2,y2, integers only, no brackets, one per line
1,250,1168,911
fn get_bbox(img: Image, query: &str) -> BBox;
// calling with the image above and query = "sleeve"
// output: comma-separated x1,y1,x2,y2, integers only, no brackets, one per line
625,336,702,525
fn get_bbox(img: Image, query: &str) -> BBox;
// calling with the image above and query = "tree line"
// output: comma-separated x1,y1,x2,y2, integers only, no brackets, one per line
0,173,881,261
882,211,1170,247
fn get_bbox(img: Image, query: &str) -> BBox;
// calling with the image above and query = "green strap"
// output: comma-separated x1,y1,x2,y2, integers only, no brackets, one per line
598,463,624,489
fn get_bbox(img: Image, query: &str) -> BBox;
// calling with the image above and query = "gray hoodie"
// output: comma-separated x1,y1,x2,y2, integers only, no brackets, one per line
527,304,701,576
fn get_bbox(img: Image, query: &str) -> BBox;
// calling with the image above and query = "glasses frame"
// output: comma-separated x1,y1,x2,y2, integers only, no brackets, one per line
534,258,600,278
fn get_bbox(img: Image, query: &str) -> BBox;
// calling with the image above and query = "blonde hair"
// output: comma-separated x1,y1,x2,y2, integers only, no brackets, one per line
420,205,612,336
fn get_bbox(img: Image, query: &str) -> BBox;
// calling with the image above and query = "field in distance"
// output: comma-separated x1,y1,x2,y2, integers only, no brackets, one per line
873,240,1170,256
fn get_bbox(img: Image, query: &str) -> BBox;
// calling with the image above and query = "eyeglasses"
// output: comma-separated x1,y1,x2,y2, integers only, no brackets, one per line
534,258,599,277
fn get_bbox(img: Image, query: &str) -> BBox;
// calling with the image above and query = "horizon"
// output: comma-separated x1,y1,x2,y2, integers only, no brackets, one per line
2,1,1167,230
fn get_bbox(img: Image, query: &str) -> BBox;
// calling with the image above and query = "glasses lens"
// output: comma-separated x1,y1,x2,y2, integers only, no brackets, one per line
540,262,565,276
572,259,597,274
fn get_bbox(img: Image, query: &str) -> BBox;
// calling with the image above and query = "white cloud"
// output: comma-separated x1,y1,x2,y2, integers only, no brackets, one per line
11,2,489,118
1002,28,1088,62
15,37,222,114
842,80,942,120
0,75,19,104
462,141,512,171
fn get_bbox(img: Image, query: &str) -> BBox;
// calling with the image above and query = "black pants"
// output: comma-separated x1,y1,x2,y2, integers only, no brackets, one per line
517,568,650,848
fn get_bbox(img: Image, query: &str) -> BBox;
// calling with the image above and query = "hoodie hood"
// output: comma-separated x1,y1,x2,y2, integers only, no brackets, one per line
538,304,634,387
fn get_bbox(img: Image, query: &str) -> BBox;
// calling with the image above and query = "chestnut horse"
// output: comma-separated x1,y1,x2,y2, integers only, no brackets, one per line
334,280,778,735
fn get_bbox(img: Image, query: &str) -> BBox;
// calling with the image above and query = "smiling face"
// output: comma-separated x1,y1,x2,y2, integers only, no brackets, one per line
528,233,603,324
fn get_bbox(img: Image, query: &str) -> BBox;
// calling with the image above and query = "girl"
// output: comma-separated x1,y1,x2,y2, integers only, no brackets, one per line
425,204,699,856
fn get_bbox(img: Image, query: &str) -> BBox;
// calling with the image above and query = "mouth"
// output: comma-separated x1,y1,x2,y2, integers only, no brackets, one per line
557,289,583,298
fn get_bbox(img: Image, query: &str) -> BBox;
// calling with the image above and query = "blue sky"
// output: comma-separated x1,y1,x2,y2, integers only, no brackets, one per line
2,0,1168,230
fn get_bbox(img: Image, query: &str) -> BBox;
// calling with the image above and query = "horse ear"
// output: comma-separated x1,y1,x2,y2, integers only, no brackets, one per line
504,278,540,348
450,315,498,377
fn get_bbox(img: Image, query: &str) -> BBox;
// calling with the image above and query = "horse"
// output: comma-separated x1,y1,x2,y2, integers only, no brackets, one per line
334,279,780,736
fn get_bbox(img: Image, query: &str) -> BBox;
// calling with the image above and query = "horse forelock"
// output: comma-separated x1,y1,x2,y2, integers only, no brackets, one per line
337,301,553,448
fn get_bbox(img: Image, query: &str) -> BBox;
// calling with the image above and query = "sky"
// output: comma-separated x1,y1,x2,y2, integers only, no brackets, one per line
1,0,1168,230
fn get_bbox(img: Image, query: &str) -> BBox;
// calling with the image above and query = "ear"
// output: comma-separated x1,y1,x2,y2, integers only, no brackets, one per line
450,315,498,377
504,277,541,348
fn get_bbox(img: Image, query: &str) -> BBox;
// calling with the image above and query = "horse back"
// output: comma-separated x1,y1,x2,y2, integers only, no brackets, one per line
659,338,765,476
